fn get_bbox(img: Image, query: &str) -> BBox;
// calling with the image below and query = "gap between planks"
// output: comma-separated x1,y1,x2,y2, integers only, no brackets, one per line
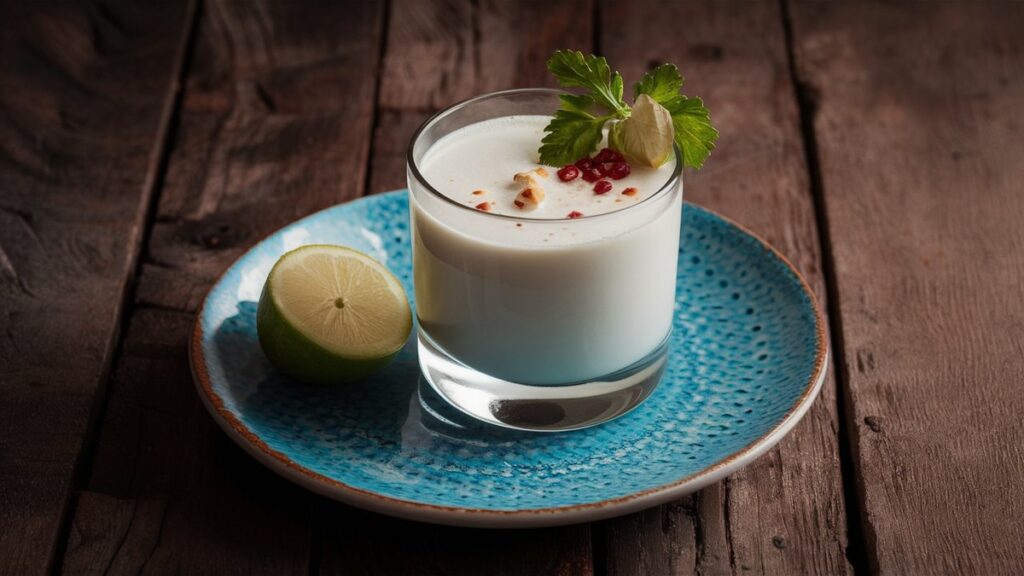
47,0,203,572
359,0,395,202
778,0,867,573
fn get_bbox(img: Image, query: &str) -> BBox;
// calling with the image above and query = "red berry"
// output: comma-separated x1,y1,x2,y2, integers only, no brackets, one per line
567,210,584,219
594,147,624,164
606,162,631,180
557,165,580,182
581,167,602,183
574,157,595,170
593,180,613,194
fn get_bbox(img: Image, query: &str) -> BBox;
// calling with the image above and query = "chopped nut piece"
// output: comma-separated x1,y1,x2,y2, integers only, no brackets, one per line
512,169,546,210
534,167,549,178
513,171,538,188
514,185,545,210
475,202,491,211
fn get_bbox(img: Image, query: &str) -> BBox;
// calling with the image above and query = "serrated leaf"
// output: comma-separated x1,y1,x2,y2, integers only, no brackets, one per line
547,50,629,116
539,106,612,167
634,63,684,104
662,95,719,169
559,93,596,113
611,72,625,106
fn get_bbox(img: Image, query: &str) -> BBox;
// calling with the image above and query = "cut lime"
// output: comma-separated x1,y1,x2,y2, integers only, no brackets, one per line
257,245,412,385
609,94,674,168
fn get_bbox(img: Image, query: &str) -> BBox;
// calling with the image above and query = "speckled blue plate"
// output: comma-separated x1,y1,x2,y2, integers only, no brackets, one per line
190,190,827,528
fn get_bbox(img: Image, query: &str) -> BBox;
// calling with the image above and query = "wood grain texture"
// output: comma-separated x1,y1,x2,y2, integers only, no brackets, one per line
320,507,593,576
597,1,852,574
59,1,386,573
62,309,312,575
0,2,189,573
367,0,592,193
789,2,1024,573
317,1,595,575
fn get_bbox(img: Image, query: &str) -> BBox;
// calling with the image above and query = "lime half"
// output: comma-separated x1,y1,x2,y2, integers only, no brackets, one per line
257,245,412,385
609,93,675,168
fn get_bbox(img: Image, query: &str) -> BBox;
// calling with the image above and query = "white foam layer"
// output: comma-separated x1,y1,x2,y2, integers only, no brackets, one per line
419,115,674,219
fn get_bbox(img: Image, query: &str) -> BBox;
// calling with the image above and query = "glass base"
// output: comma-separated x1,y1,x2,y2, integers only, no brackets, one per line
417,330,668,432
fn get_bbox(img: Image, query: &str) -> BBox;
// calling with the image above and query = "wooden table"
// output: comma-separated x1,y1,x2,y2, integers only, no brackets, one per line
2,1,1022,574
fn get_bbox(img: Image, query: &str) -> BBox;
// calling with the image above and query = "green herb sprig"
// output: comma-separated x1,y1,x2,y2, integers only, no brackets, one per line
539,50,718,169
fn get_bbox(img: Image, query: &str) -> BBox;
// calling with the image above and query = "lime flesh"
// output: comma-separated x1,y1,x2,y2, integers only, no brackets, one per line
257,245,412,384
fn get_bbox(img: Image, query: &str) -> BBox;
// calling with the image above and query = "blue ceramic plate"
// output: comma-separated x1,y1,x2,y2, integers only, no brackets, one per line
190,190,827,528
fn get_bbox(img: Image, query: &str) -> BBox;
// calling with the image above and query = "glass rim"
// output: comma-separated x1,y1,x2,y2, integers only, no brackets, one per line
406,87,683,223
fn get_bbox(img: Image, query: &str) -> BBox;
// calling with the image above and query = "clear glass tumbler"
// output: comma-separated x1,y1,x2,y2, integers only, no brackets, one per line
408,89,683,431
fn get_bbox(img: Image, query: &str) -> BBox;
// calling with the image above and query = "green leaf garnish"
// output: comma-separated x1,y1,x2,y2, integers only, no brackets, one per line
539,94,615,167
635,63,718,169
546,50,630,117
633,63,683,103
540,54,719,169
661,95,717,169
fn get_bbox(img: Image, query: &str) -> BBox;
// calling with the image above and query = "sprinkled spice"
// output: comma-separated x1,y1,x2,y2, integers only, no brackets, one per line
622,187,638,197
472,189,486,196
475,202,491,211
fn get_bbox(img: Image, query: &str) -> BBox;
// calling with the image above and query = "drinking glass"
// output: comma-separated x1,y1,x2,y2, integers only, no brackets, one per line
408,89,683,431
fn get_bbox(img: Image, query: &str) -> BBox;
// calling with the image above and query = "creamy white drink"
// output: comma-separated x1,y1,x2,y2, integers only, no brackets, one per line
422,116,671,219
411,114,681,385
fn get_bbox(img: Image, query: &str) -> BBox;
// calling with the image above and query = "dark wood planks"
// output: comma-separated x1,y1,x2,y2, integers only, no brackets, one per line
366,0,590,194
0,2,190,573
59,1,386,573
320,508,593,576
789,2,1024,573
317,1,595,575
597,1,851,574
